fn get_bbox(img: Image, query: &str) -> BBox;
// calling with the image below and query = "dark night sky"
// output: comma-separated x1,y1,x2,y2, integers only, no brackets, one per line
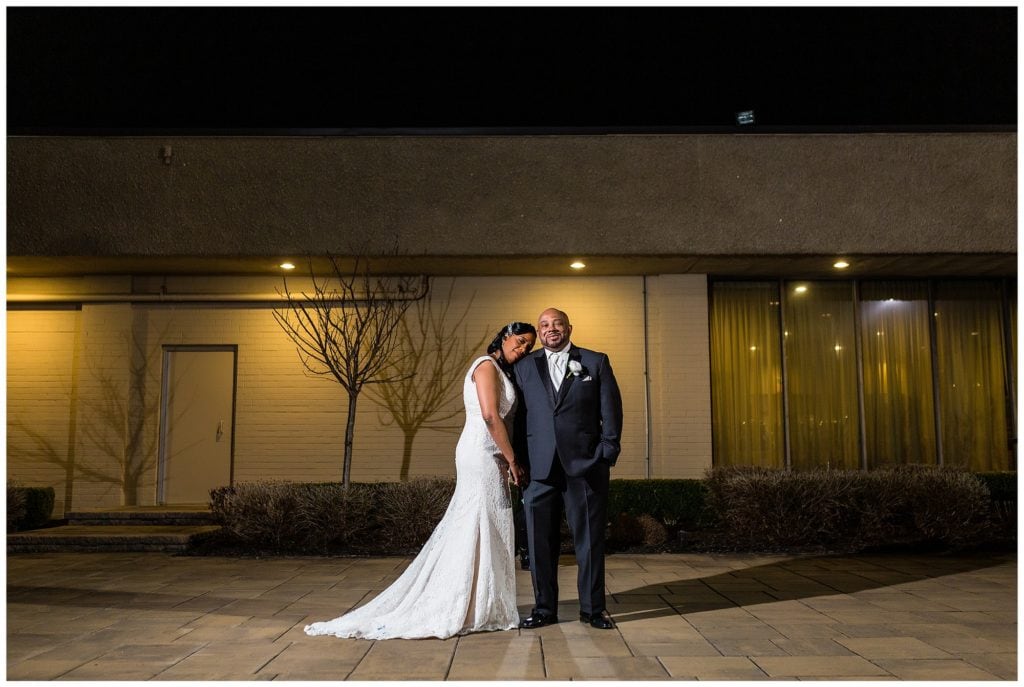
6,6,1017,133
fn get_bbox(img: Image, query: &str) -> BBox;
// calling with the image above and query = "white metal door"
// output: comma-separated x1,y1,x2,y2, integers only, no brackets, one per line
159,347,236,504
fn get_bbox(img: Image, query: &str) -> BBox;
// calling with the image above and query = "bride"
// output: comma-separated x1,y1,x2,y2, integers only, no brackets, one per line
304,322,537,640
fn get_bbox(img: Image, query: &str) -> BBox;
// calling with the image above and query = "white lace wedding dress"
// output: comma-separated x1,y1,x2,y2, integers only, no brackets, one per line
304,356,520,640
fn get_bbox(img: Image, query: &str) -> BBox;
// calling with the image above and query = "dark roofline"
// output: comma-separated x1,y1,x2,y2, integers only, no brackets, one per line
6,124,1017,137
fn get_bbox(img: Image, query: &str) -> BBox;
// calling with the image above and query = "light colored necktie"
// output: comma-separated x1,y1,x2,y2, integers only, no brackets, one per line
549,352,566,390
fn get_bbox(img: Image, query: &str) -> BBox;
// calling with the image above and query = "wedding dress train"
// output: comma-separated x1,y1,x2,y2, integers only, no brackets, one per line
304,356,519,640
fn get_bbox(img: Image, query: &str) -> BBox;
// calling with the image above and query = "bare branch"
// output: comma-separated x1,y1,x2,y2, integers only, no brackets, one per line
273,250,423,488
365,278,490,479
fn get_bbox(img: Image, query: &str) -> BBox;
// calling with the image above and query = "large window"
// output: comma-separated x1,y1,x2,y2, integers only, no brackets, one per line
860,282,936,466
710,282,783,467
934,281,1010,470
710,278,1015,471
785,281,859,470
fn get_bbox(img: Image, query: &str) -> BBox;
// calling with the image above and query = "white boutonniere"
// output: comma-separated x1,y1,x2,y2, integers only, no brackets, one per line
567,360,583,377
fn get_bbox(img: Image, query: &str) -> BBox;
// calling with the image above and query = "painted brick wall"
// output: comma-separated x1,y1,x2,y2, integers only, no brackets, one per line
7,310,80,516
647,275,713,478
71,304,134,511
7,274,715,509
129,276,650,484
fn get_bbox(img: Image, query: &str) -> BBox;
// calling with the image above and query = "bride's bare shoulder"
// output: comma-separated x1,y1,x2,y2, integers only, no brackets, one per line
470,355,500,381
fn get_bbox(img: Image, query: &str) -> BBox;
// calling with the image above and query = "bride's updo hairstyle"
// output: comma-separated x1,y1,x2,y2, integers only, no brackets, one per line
487,321,536,355
487,321,537,372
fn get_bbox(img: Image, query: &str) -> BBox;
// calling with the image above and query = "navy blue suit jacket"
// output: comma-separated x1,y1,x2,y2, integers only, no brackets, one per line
513,344,623,480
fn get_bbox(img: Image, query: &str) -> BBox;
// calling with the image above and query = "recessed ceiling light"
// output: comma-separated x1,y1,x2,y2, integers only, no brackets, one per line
570,261,586,270
833,260,850,269
279,262,296,270
794,285,808,294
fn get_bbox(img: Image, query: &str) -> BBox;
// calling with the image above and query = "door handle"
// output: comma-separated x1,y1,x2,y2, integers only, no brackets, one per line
216,420,224,442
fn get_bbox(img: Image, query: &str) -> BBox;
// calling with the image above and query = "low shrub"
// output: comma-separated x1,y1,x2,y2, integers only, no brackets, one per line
206,478,456,555
705,465,994,552
974,471,1016,541
374,477,456,552
196,468,1010,556
606,512,644,548
975,471,1017,502
210,481,380,553
7,486,55,532
210,482,305,551
705,467,854,549
604,513,669,550
7,485,27,532
861,465,993,549
607,479,710,530
293,482,378,553
636,513,668,546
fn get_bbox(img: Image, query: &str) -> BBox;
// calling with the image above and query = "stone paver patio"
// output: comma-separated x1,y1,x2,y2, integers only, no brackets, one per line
6,550,1016,680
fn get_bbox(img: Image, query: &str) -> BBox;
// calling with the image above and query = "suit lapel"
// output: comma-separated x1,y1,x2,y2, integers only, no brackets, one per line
554,346,582,409
534,352,556,406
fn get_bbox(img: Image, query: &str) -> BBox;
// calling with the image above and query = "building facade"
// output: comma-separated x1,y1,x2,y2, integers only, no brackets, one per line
7,133,1016,515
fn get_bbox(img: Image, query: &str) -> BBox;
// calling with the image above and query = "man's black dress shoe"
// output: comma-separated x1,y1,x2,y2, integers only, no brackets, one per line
579,611,615,629
519,612,558,628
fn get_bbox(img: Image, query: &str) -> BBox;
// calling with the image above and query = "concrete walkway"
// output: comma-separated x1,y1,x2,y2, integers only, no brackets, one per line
6,550,1016,680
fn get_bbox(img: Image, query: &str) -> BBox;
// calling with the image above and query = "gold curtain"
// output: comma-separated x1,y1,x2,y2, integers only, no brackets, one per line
859,281,937,466
710,282,784,467
934,280,1010,470
1009,281,1017,461
1010,282,1018,378
783,281,859,470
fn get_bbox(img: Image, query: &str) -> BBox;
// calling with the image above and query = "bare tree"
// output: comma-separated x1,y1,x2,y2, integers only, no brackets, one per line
367,279,491,480
273,254,423,489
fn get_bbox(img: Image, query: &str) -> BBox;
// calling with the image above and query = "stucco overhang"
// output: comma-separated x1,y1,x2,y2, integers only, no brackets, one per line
7,133,1016,278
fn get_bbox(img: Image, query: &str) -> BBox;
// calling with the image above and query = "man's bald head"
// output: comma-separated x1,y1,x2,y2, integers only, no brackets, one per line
538,308,572,351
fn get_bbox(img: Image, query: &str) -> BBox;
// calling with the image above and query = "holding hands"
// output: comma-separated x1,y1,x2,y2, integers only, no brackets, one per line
506,459,528,488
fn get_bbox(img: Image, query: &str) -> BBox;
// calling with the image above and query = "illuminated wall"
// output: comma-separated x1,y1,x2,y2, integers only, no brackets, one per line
7,275,712,513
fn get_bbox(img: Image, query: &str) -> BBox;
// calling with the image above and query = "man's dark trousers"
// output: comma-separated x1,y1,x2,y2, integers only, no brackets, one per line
523,455,609,616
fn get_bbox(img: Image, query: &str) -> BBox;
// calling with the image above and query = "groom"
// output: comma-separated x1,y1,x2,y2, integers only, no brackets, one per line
514,308,623,630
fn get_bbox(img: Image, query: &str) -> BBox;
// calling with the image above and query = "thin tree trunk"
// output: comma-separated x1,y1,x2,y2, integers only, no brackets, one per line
343,392,358,489
123,475,138,506
121,452,136,505
400,430,415,481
